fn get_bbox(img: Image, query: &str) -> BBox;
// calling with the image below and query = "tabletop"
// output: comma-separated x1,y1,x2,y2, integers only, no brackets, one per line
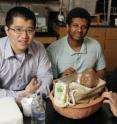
24,98,117,124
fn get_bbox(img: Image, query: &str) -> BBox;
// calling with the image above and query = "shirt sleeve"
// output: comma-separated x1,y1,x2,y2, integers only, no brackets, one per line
0,46,19,98
0,88,19,98
95,43,106,71
36,44,53,98
46,46,59,79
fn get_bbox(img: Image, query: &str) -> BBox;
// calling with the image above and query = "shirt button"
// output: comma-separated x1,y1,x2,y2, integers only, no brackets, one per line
19,75,21,78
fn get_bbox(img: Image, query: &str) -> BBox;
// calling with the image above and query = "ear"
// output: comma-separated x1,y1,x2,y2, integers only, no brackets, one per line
4,26,9,36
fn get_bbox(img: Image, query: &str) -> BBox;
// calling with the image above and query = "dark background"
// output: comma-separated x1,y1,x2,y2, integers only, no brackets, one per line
96,0,117,13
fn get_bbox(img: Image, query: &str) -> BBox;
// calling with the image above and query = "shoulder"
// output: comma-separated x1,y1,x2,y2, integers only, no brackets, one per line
47,36,67,52
30,41,46,56
85,36,102,49
0,36,8,47
0,36,9,54
0,36,8,66
31,41,45,50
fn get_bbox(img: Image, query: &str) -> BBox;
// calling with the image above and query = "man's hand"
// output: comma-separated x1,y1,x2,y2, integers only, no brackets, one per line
25,78,40,94
102,91,117,117
19,78,41,97
62,67,77,77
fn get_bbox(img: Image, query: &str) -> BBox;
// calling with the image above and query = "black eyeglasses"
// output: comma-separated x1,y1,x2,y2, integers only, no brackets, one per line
9,27,35,35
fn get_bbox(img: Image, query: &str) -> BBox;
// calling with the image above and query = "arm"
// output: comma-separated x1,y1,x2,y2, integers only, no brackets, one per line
102,91,117,117
47,45,75,79
46,46,58,79
61,67,77,77
0,78,40,98
36,45,53,97
95,42,106,79
96,68,106,79
18,78,40,97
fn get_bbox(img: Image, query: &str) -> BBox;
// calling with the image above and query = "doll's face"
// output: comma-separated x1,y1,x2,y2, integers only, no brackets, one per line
80,68,98,88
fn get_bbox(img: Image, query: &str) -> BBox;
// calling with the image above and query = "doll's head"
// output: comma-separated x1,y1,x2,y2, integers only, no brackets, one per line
80,68,99,88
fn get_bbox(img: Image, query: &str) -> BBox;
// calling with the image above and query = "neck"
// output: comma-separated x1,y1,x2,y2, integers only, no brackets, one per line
11,46,27,55
10,43,27,55
68,37,83,51
12,48,26,55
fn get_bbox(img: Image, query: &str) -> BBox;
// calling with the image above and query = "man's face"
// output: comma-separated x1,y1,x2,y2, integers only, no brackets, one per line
5,17,35,54
67,18,88,41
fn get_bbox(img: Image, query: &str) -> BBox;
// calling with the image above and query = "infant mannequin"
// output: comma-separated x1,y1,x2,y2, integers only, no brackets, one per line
80,68,99,88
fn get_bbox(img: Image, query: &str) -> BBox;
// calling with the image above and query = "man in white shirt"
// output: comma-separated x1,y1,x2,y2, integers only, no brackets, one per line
0,6,53,99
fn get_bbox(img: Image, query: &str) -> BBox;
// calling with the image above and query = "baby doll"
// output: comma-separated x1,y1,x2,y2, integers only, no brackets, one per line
80,68,99,88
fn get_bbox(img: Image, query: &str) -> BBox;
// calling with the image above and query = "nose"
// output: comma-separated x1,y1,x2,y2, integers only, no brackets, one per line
21,30,29,38
77,27,82,32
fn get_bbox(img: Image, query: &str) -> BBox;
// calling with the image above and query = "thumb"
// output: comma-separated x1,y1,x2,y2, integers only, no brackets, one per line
30,77,36,83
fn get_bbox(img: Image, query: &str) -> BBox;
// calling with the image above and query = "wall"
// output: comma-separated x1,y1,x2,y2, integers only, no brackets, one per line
0,1,60,25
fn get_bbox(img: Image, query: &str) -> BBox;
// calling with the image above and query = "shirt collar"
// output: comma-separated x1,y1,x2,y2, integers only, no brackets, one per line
65,36,87,55
28,45,35,56
5,38,34,59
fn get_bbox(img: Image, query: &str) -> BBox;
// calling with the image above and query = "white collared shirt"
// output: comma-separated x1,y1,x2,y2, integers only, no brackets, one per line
0,36,53,98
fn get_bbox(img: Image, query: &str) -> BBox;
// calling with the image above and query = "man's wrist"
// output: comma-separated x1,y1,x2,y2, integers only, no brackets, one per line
19,90,30,97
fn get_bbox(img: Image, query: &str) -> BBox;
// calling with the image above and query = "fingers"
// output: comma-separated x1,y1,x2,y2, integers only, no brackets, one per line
26,77,41,94
34,80,41,92
62,67,77,77
102,91,117,104
34,80,41,89
102,91,111,98
103,99,111,105
103,92,117,117
31,78,41,87
111,92,117,104
102,91,117,110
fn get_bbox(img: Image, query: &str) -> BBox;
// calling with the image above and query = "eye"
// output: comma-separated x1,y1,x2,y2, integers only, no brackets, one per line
15,28,22,32
27,29,34,33
72,24,78,28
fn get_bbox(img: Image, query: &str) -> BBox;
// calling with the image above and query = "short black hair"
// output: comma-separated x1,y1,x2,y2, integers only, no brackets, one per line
66,7,91,28
5,6,36,28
